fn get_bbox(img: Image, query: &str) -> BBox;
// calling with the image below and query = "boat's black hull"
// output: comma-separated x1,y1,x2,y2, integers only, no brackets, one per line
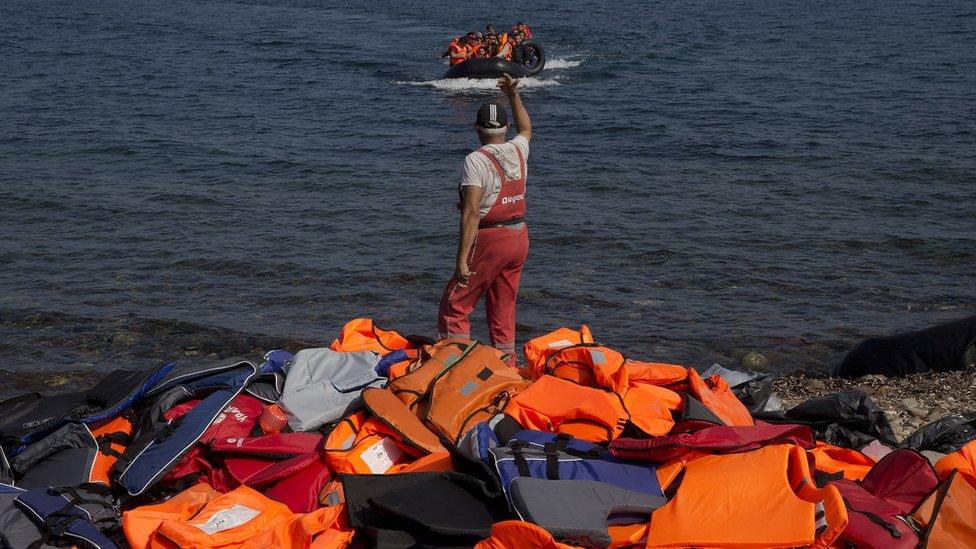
444,58,527,79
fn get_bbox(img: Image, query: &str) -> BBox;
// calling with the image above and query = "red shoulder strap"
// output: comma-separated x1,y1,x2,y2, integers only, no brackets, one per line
476,148,511,183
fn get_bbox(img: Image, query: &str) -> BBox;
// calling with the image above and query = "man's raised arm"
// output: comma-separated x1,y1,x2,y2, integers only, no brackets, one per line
499,74,531,141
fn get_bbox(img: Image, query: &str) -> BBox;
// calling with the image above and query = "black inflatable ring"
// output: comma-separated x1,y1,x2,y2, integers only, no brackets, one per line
519,40,546,76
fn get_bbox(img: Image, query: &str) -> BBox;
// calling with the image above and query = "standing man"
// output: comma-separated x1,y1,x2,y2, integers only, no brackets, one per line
438,75,531,366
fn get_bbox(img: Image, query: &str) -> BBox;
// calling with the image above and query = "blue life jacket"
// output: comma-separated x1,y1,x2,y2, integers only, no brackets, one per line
488,430,663,505
112,359,260,496
13,484,119,549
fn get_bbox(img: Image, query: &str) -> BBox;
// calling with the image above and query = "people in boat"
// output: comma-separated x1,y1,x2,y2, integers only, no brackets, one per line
509,31,526,65
448,35,469,65
513,22,533,40
494,32,513,60
484,35,500,58
466,32,484,59
443,24,533,63
438,74,531,366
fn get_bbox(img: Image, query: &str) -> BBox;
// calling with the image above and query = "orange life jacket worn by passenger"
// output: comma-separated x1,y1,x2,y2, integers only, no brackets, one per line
448,41,467,65
646,444,848,548
495,33,513,60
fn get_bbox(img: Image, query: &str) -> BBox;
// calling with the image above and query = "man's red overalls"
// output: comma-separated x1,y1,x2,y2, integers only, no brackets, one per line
438,146,529,365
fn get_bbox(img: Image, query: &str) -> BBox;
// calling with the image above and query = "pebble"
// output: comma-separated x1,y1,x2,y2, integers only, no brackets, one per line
806,379,826,392
740,352,768,370
900,397,920,410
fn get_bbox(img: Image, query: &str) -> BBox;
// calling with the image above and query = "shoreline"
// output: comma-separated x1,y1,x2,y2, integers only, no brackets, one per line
5,355,974,447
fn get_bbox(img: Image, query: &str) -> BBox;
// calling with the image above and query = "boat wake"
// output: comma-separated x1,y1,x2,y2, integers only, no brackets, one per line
545,56,584,70
399,56,582,93
398,76,561,92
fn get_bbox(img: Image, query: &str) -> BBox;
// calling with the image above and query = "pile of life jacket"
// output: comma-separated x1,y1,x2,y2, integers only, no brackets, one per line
1,317,976,548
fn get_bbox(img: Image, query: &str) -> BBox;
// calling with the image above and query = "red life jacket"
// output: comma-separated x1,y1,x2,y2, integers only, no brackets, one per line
476,146,526,227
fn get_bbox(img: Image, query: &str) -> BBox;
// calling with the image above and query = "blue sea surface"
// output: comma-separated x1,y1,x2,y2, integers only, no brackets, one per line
1,0,974,380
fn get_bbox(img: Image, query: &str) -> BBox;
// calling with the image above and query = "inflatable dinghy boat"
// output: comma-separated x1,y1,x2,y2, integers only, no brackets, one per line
445,40,545,79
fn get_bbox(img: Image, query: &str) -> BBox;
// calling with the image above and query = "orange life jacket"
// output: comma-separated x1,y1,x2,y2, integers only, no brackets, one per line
621,383,677,436
323,410,452,477
89,414,135,485
323,411,421,475
540,343,675,436
686,368,755,426
624,360,689,389
330,318,418,355
810,441,876,480
448,42,468,65
124,484,353,549
329,318,420,378
523,325,594,379
543,343,628,393
646,444,848,548
911,470,976,547
474,521,581,549
936,439,976,489
363,339,528,448
504,375,629,443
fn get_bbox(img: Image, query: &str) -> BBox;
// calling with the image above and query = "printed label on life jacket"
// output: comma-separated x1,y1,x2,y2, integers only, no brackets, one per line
361,437,405,474
191,504,259,534
547,339,574,348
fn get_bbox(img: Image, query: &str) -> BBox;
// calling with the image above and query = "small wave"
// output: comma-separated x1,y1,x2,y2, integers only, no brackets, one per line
545,57,584,70
397,76,559,92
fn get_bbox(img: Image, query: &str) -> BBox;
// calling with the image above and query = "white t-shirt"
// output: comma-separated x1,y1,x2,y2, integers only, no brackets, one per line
460,135,529,217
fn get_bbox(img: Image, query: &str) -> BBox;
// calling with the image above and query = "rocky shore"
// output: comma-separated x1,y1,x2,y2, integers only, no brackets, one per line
773,369,976,443
4,355,975,448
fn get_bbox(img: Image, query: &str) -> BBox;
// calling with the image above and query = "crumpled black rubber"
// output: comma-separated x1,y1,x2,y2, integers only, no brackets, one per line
834,315,976,377
900,412,976,454
755,389,897,448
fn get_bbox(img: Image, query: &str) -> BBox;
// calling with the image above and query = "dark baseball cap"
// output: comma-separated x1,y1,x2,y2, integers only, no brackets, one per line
476,102,508,128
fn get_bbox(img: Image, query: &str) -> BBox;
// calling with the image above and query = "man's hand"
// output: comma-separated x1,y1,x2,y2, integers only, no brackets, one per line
455,261,475,286
498,73,519,96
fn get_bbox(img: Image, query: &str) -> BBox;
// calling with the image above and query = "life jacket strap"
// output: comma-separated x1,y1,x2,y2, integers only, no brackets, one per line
543,442,560,480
